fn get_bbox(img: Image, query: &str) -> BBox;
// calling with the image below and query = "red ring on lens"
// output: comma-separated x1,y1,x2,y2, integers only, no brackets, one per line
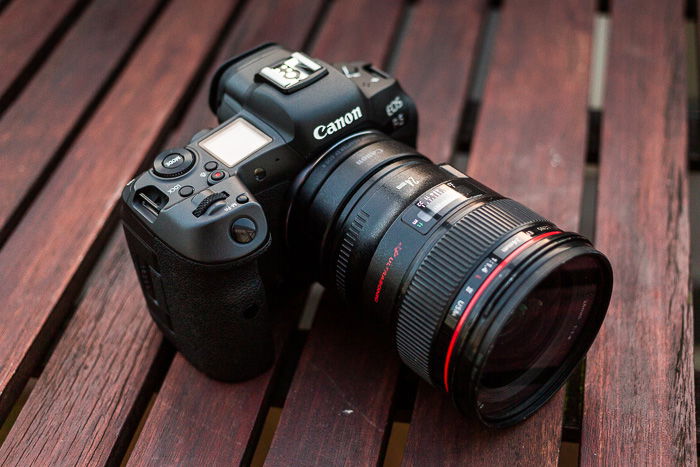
442,230,561,391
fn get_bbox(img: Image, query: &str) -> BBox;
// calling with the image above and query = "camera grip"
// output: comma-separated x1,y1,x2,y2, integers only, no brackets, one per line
123,220,275,381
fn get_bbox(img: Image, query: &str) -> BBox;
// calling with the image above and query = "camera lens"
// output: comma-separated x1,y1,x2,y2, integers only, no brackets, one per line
286,131,612,427
456,251,610,425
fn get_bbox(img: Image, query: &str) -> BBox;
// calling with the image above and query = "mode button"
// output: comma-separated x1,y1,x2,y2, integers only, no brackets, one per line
153,149,195,178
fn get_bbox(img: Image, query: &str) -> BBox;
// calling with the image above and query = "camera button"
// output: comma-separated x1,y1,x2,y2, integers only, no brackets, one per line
153,149,195,178
178,185,194,197
162,153,184,169
207,170,227,185
231,217,257,244
204,161,218,171
236,194,249,204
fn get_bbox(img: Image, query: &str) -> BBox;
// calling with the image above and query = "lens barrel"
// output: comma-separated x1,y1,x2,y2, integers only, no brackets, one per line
286,131,612,427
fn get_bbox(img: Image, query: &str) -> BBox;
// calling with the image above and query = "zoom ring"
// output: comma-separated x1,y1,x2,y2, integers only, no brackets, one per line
394,198,550,385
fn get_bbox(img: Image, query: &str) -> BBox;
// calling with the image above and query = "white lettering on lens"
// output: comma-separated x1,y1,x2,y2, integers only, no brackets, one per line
396,176,419,190
355,148,384,165
313,106,363,140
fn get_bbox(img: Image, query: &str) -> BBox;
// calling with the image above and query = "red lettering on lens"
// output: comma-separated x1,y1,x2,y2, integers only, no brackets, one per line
374,242,403,303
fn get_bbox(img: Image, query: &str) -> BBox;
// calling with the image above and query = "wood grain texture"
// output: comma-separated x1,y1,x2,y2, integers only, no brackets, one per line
0,0,84,102
581,0,695,464
402,0,594,465
126,1,324,463
264,295,400,466
128,310,298,466
0,0,238,424
0,0,161,236
262,3,405,465
391,0,486,163
0,234,161,466
311,0,404,66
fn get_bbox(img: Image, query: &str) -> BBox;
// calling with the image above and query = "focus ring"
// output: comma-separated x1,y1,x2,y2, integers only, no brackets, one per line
394,198,549,385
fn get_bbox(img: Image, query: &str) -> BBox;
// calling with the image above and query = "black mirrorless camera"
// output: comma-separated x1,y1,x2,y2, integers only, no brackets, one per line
122,43,613,427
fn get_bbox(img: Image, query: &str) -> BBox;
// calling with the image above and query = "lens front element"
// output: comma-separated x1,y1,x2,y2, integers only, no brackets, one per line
473,253,610,424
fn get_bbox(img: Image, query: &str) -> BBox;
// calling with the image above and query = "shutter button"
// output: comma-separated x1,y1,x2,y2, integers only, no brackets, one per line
231,217,256,243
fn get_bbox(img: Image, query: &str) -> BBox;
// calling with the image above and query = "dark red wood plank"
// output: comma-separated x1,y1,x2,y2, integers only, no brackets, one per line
310,0,404,66
0,0,239,424
391,0,486,163
0,0,84,103
128,308,299,466
125,1,325,464
581,0,695,463
0,0,161,238
0,234,162,466
262,3,407,465
265,298,401,466
403,0,594,465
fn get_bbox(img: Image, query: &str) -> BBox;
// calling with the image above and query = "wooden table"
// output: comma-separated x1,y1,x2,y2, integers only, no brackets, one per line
0,0,695,465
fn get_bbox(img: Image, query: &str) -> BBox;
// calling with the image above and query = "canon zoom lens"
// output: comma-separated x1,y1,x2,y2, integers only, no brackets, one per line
286,131,612,427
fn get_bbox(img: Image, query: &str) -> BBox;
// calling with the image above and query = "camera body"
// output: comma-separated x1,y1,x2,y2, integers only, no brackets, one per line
123,44,613,426
121,43,418,380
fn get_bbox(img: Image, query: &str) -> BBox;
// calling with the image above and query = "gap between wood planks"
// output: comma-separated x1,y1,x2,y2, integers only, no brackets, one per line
0,0,91,113
0,0,249,454
0,0,171,248
686,0,700,455
0,0,696,465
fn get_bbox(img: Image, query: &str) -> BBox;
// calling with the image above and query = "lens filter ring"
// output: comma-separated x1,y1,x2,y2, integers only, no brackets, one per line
394,197,550,386
440,229,563,391
452,240,611,427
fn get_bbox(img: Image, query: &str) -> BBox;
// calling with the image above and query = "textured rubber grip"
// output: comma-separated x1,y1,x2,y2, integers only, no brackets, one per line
394,198,549,385
123,216,274,382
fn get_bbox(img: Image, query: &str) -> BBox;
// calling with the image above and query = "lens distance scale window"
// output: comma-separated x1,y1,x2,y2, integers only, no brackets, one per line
402,180,486,235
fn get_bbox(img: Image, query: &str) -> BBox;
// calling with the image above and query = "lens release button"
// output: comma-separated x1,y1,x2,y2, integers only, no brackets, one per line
231,217,256,244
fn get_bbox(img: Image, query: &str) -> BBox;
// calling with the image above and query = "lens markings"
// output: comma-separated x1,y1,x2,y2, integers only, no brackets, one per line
442,229,562,390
